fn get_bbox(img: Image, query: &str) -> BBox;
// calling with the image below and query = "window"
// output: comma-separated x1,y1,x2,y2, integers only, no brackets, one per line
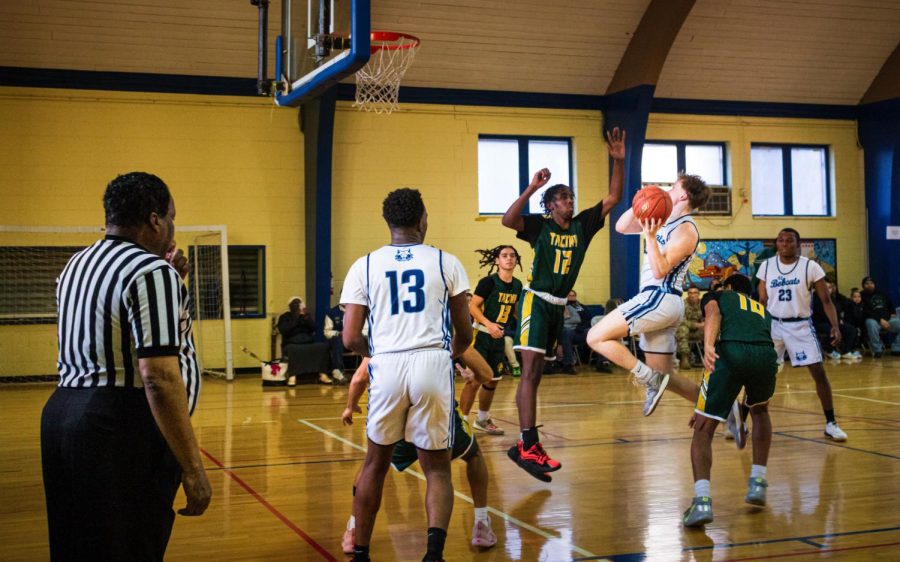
0,246,84,325
478,136,573,215
751,144,831,216
641,141,729,215
188,245,266,319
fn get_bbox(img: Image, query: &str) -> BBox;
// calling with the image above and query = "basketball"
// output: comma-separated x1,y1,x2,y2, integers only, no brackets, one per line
632,185,673,222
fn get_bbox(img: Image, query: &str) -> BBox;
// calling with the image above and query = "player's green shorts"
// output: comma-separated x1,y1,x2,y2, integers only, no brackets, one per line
391,407,476,472
473,331,508,380
696,341,778,421
513,290,564,358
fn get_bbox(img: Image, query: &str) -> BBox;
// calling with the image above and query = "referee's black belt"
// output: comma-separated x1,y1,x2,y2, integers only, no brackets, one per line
771,316,810,323
641,286,683,297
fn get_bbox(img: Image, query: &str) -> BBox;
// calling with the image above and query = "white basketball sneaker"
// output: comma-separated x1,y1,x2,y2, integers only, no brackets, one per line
824,422,847,442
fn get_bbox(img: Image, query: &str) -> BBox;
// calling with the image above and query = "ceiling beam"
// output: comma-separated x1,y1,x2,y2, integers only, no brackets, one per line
605,0,695,95
860,42,900,105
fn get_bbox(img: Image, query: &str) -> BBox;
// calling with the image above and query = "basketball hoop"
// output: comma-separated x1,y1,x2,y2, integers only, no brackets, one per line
354,31,420,114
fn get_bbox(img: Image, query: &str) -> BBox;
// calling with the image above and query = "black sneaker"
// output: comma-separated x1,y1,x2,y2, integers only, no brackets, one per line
561,365,577,375
507,440,560,482
543,362,561,375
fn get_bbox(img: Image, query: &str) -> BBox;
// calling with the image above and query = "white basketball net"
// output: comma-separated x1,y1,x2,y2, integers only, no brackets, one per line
354,33,419,114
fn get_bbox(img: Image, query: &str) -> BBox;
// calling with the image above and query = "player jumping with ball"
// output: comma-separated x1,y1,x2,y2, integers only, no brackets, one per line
587,174,711,416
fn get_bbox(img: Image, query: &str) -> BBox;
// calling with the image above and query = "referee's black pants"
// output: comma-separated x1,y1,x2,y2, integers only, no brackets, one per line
41,387,183,562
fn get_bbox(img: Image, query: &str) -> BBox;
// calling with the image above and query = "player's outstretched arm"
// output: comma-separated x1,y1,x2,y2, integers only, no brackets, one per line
601,128,626,218
501,168,551,232
342,358,370,425
702,300,722,373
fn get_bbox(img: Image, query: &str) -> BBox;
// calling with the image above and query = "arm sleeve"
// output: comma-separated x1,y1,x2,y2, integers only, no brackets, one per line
473,276,495,299
808,260,826,285
340,257,369,306
515,215,545,247
126,266,182,358
755,260,767,281
574,201,606,244
442,253,470,297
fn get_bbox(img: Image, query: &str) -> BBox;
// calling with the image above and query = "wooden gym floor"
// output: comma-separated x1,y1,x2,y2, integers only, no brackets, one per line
1,357,898,561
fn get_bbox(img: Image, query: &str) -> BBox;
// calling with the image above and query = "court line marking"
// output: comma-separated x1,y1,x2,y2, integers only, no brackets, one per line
721,541,900,561
774,432,900,460
297,384,900,421
200,447,337,562
832,393,900,406
298,418,598,558
575,525,900,561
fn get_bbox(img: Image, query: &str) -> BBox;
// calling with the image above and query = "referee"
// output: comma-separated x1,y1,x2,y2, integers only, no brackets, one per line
41,172,212,561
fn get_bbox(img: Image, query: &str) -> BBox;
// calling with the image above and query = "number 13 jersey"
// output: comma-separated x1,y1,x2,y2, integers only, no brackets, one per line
756,255,825,319
341,244,469,355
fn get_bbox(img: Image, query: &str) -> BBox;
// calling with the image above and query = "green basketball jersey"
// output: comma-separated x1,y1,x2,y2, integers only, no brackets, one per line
474,274,523,327
716,291,773,344
517,203,605,298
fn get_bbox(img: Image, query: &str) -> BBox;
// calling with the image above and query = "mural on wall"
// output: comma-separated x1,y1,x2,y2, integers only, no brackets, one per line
686,239,837,290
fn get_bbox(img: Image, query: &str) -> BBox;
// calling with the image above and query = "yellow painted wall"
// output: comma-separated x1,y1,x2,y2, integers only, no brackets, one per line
0,87,305,376
645,113,866,294
329,103,613,308
0,89,868,376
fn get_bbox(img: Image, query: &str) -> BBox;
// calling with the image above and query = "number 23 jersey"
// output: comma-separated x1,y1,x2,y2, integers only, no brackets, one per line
756,255,824,319
341,244,470,355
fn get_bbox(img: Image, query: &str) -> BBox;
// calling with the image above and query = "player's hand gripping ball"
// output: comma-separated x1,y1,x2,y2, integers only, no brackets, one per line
632,185,673,222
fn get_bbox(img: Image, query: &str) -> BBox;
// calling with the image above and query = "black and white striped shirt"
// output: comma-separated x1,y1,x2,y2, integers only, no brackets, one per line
56,235,201,414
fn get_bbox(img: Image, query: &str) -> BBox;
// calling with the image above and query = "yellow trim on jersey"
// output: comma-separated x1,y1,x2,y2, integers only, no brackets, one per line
518,291,534,347
696,370,711,411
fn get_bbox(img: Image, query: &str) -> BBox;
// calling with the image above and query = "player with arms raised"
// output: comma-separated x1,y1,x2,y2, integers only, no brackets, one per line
501,127,625,481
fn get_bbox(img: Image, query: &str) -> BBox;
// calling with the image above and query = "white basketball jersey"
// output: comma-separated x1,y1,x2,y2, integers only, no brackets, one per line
756,256,824,318
639,214,699,293
341,244,470,355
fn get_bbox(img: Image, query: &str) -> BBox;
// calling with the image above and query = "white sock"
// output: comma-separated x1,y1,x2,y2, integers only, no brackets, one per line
347,515,355,530
477,410,490,422
630,360,654,384
694,479,711,498
751,465,767,480
474,507,489,524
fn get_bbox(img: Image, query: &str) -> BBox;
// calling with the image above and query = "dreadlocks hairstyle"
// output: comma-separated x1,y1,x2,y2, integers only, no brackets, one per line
540,184,574,215
382,187,425,229
475,245,521,275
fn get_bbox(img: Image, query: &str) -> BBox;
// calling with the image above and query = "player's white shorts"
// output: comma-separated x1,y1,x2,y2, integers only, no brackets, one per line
619,288,685,354
771,318,822,367
366,348,454,451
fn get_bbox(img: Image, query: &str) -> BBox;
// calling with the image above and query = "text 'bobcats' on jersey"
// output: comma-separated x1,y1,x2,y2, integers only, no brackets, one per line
639,214,699,293
756,255,825,319
340,244,470,355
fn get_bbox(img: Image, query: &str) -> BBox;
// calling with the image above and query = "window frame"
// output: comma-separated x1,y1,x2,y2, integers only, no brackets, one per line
477,134,574,216
228,245,267,319
642,140,728,187
188,244,267,320
750,143,832,217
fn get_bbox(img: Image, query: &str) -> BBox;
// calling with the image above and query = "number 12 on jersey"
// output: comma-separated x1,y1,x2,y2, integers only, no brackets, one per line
553,249,572,275
386,270,425,314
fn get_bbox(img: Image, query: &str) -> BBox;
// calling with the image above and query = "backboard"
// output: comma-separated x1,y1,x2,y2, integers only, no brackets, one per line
275,0,370,107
